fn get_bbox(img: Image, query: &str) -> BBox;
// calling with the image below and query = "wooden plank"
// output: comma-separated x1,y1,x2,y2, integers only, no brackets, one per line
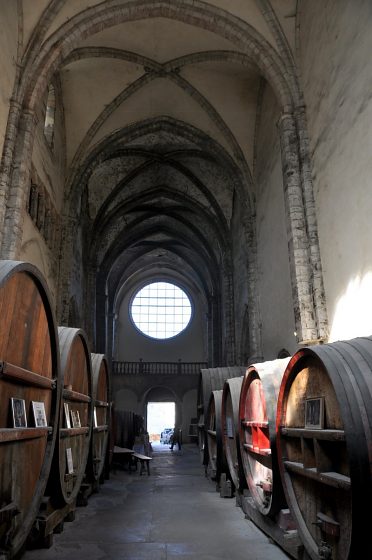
243,443,271,456
60,427,89,438
238,494,303,560
0,361,55,389
280,427,345,441
284,461,351,490
241,420,269,428
0,427,52,443
93,425,108,433
0,502,20,523
113,446,134,454
94,399,108,408
133,452,152,461
63,388,91,403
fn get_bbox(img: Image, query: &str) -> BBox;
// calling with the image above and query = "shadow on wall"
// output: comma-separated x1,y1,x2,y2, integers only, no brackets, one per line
115,388,138,413
330,270,372,341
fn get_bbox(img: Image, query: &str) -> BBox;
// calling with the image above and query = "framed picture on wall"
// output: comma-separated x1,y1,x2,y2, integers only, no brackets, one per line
305,397,324,429
11,398,27,428
66,447,74,474
70,410,81,428
32,401,47,427
226,417,234,438
64,403,71,429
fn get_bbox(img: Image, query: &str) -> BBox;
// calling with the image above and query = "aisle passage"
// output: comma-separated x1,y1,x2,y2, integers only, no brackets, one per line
24,445,289,560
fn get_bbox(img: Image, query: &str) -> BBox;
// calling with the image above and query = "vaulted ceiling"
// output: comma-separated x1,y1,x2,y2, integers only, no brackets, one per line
15,0,299,352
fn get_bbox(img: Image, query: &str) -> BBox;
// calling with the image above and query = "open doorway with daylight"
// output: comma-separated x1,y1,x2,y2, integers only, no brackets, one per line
147,402,175,446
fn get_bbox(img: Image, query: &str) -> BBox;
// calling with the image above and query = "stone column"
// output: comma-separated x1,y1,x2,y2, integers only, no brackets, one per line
277,111,318,344
56,214,77,324
295,105,328,341
2,108,36,258
246,223,264,362
0,98,23,252
222,255,236,366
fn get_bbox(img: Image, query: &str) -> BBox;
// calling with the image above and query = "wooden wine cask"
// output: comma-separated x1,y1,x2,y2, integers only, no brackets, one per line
221,376,246,491
46,327,92,507
239,358,290,516
276,338,372,560
86,354,110,485
0,261,60,558
197,367,246,466
206,390,227,481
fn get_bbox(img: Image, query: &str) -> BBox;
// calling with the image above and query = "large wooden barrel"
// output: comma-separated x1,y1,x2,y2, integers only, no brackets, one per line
0,261,60,558
239,358,290,516
206,390,227,481
198,367,246,466
46,327,92,506
276,338,372,560
221,376,246,491
86,353,110,485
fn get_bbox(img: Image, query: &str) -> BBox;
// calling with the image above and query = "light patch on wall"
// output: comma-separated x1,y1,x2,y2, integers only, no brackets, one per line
329,271,372,342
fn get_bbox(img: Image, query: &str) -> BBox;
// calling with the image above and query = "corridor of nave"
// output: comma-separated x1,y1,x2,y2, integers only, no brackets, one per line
24,445,289,560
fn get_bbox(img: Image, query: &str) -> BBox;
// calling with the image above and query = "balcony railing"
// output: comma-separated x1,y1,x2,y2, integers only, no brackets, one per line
113,360,207,376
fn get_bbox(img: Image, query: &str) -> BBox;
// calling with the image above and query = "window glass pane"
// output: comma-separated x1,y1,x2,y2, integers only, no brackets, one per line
130,281,192,339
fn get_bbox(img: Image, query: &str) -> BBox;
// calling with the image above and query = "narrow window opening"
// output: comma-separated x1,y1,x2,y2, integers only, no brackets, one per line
44,83,56,149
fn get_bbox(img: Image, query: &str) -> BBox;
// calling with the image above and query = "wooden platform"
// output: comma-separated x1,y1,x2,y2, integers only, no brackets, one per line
237,492,308,560
28,499,76,549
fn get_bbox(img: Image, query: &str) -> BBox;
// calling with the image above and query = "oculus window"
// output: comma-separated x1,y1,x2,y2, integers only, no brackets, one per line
130,281,192,339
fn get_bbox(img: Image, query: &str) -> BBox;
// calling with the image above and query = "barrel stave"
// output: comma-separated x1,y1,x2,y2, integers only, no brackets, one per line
221,377,246,490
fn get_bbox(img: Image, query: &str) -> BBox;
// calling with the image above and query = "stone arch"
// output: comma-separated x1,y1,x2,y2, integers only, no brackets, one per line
22,1,296,111
141,385,181,429
0,0,327,347
67,116,253,215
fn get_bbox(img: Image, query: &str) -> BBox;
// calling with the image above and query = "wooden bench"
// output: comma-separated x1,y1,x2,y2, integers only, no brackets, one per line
132,452,152,476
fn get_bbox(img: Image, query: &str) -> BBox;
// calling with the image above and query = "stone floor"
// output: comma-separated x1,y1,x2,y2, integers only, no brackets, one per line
23,444,290,560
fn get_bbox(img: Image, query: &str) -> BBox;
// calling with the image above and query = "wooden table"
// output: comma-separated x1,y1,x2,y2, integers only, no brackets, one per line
112,446,135,471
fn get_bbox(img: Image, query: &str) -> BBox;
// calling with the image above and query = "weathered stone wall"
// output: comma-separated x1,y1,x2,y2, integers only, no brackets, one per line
231,190,253,363
255,83,297,359
0,3,18,159
19,81,66,305
115,284,206,363
299,0,372,341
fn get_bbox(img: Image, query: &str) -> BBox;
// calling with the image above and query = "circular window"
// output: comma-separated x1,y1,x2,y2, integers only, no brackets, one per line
130,281,192,339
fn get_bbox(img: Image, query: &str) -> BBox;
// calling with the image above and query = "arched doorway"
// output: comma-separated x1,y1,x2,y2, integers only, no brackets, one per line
143,386,180,446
